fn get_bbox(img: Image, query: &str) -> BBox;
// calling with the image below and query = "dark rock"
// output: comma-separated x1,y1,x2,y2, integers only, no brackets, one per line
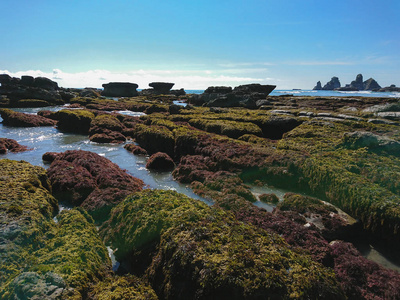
79,88,101,98
378,84,400,92
20,75,35,86
42,152,60,163
233,83,276,94
336,85,359,91
204,86,232,94
313,81,322,90
168,103,183,114
0,138,30,154
148,82,175,94
0,108,57,127
260,116,302,139
146,152,175,170
363,78,381,90
101,82,139,97
170,88,186,96
0,74,12,84
350,74,364,90
32,77,59,90
124,143,148,155
322,77,341,90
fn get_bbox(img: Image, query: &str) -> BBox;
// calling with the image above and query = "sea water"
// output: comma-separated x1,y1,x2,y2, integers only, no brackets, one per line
185,89,400,98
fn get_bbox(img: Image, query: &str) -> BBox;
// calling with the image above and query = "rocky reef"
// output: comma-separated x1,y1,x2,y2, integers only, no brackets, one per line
2,81,400,298
314,74,382,91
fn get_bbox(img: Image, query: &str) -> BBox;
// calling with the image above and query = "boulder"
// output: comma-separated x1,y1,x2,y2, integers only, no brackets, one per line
55,109,95,134
0,74,12,84
146,152,175,171
47,150,144,220
322,77,341,90
343,131,400,155
32,77,59,90
20,75,35,86
233,83,276,95
204,86,233,94
170,88,186,96
0,138,30,154
124,143,148,155
313,81,322,90
101,82,139,97
148,82,175,94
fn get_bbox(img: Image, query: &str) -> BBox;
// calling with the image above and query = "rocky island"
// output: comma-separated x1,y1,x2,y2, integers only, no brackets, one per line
314,74,383,91
1,75,400,299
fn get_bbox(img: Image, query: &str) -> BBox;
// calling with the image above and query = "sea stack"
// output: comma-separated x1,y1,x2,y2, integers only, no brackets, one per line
313,81,322,90
322,77,341,90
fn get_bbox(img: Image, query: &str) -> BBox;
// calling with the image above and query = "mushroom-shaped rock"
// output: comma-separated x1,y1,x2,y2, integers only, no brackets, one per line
148,82,175,94
146,152,175,171
101,82,139,97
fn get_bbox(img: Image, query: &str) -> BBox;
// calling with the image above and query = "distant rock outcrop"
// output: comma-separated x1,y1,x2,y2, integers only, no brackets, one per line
0,74,62,106
315,74,382,91
140,82,177,95
322,77,341,90
378,84,400,92
313,81,322,90
101,82,138,97
189,84,276,108
363,78,381,90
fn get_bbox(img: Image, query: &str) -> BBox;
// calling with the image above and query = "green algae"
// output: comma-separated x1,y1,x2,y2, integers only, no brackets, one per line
55,109,95,134
134,124,175,156
88,275,158,300
0,159,112,299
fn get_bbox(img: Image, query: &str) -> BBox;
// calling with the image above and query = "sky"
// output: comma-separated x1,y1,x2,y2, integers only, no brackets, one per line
1,0,399,89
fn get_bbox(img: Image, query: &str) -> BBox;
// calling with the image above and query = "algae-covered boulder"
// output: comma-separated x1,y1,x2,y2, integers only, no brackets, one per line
134,124,175,157
0,108,57,127
47,150,144,220
0,138,30,154
101,189,345,299
146,152,175,171
89,114,126,144
0,159,113,299
0,159,57,295
55,109,95,134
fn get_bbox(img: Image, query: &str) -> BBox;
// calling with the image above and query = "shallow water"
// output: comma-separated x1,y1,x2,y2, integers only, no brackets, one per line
0,106,208,203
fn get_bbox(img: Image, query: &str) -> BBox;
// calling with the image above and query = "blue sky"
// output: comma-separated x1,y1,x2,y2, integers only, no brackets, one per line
1,0,399,89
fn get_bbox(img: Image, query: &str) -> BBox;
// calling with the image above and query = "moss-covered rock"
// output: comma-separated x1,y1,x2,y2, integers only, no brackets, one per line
55,109,95,134
134,124,175,157
0,159,113,299
89,114,126,144
100,189,345,299
0,108,57,127
47,150,144,221
146,152,175,171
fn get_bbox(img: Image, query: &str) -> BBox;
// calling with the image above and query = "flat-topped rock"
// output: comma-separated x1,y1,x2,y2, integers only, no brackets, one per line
101,82,138,97
233,83,276,94
148,82,174,94
204,86,233,94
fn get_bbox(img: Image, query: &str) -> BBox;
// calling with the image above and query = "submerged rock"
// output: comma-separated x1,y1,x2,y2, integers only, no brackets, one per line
0,138,30,154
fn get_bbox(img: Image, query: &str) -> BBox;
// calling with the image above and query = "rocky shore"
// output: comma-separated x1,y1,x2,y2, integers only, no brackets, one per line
1,75,400,299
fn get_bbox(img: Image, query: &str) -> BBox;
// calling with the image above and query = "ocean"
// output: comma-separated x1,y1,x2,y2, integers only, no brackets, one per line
185,89,400,98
